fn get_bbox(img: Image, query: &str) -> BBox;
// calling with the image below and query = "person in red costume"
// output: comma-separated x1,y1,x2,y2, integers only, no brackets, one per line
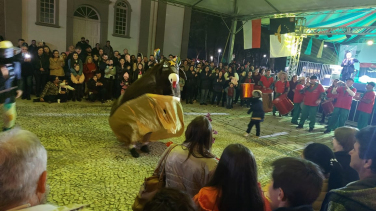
324,78,356,133
296,76,325,132
273,72,289,116
320,79,339,124
356,82,375,129
259,69,274,90
291,77,306,124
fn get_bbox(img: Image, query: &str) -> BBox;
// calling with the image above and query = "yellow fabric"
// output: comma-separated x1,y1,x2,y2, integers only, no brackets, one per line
2,103,16,129
0,41,13,49
109,94,184,145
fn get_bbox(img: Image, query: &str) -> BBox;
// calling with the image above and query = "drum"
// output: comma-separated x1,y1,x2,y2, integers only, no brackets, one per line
272,94,294,115
262,89,273,112
242,83,254,99
321,100,334,115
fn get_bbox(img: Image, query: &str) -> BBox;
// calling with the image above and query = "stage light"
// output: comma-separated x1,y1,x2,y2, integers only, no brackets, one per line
367,40,374,45
346,35,351,39
210,56,213,61
263,54,267,58
218,49,222,53
324,44,328,47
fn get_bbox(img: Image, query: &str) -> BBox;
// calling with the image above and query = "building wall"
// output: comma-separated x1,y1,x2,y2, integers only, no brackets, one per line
163,4,185,57
107,0,141,54
22,0,67,52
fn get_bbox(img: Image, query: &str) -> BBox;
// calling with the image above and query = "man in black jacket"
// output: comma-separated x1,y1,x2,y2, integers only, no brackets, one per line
33,47,50,97
19,45,33,100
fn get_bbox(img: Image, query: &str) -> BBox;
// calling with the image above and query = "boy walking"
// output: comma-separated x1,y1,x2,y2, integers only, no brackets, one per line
244,90,264,138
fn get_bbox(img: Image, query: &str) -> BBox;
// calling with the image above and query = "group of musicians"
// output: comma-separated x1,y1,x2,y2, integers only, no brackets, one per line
245,70,375,132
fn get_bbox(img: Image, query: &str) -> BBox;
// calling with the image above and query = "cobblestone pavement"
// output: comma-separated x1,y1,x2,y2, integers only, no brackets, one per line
10,99,333,211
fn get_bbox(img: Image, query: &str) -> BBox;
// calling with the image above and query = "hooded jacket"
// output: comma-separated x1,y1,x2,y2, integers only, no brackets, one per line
320,175,376,211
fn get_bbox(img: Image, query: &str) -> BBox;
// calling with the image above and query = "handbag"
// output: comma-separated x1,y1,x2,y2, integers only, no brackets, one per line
132,144,178,211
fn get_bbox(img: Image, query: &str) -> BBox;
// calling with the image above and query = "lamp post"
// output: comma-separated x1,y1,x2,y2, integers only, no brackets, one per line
217,49,222,66
210,56,213,62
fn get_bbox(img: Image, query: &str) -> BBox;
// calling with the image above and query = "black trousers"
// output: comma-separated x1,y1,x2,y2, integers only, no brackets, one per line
246,120,261,136
185,86,194,103
72,84,83,100
211,91,222,105
35,74,48,97
221,92,227,107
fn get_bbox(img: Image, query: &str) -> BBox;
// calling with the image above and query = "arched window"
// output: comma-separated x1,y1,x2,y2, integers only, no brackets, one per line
113,0,131,38
74,6,99,20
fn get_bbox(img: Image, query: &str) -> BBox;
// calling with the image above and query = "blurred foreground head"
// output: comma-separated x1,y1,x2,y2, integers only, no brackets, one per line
0,128,48,210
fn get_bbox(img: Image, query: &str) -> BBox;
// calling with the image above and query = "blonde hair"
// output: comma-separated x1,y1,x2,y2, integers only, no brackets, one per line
85,56,93,64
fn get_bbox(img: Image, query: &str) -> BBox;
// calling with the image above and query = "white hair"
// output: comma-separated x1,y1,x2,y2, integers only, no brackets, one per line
0,128,47,209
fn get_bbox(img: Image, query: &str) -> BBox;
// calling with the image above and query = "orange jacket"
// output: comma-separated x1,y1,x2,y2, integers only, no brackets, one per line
193,182,272,211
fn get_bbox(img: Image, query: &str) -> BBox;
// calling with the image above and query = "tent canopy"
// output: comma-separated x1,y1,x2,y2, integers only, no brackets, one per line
164,0,376,19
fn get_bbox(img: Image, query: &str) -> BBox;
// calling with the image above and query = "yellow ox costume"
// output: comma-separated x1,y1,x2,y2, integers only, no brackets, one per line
109,56,186,158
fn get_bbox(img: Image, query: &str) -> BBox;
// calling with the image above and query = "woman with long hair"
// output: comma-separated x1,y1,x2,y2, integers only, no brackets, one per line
133,63,144,82
68,52,84,101
161,116,218,198
303,143,344,211
43,46,52,58
49,50,65,77
194,144,269,211
211,71,225,106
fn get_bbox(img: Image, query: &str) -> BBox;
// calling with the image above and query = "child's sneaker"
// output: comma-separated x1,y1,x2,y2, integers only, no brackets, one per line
243,133,249,137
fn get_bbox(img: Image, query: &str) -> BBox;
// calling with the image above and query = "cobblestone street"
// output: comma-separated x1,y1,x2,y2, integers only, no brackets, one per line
13,99,333,211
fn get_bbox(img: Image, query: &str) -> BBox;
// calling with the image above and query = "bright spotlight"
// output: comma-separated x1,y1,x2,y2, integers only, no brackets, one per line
324,44,328,47
210,56,213,61
367,40,374,45
218,49,222,53
263,54,267,58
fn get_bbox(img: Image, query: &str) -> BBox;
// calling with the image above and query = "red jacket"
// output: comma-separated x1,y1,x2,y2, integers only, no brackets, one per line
83,63,97,82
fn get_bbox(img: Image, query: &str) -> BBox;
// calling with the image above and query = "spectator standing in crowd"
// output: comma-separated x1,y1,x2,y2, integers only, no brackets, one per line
273,72,290,117
268,157,324,211
244,90,264,137
93,54,101,68
303,143,344,211
297,76,325,132
28,40,38,56
160,116,218,198
49,50,65,77
120,72,130,95
185,66,196,104
98,49,104,61
69,52,84,101
104,59,116,100
223,66,239,107
115,58,129,98
121,48,128,58
113,50,120,66
34,47,50,97
88,71,106,103
146,55,156,71
43,46,52,58
320,79,339,124
133,63,144,82
103,40,113,58
17,38,25,48
324,78,356,133
65,45,75,57
83,56,97,96
99,54,109,75
356,82,375,129
225,82,235,109
211,71,225,106
20,45,33,100
332,126,360,184
194,144,269,211
76,37,89,52
291,77,306,125
92,43,101,56
200,66,212,105
144,188,196,211
321,126,376,211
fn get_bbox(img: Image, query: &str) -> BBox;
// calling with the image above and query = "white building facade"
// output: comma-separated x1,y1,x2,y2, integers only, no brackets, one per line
0,0,191,58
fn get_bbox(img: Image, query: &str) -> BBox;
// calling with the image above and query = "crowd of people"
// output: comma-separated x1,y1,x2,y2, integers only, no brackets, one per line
1,121,376,211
